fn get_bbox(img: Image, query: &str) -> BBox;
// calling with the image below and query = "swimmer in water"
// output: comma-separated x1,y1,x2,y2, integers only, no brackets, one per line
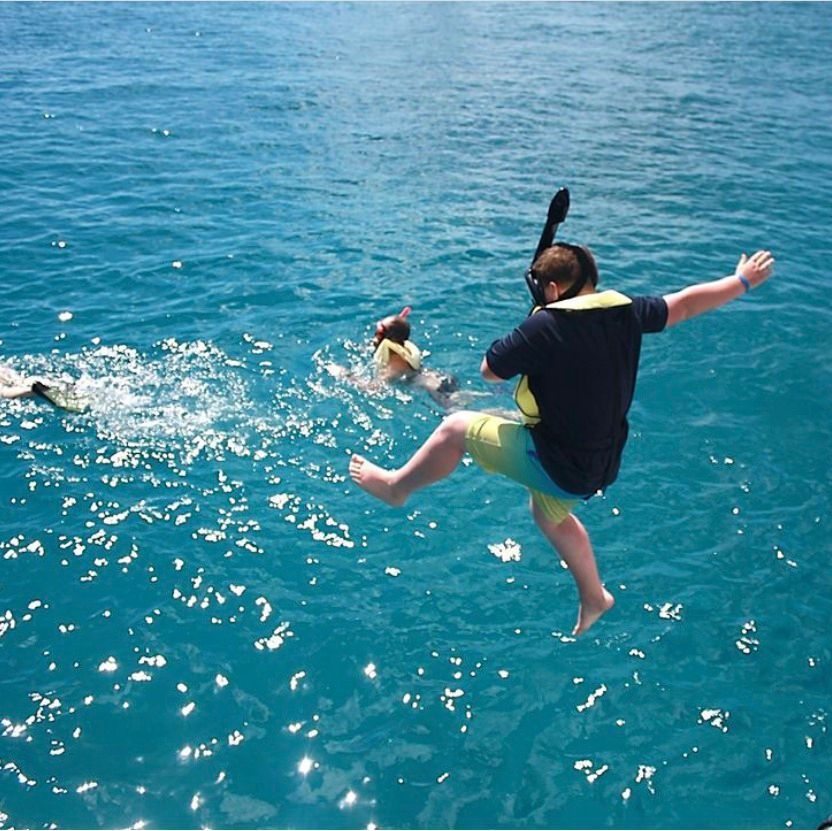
0,364,88,412
371,307,461,408
350,245,775,637
329,307,464,409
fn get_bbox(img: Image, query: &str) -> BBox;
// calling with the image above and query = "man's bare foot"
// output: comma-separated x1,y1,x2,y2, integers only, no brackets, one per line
573,588,615,637
349,454,406,507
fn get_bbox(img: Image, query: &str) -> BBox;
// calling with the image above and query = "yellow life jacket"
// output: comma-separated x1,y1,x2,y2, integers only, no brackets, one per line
373,338,422,372
515,290,633,424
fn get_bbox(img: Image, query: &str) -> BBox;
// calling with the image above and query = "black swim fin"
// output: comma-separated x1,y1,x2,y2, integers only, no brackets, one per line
32,380,89,414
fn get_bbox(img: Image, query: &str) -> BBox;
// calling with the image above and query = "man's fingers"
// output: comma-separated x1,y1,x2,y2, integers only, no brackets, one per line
756,255,775,276
748,250,775,276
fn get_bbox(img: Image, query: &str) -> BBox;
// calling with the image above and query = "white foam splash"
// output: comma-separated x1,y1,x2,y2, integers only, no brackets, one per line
487,538,522,563
577,684,608,713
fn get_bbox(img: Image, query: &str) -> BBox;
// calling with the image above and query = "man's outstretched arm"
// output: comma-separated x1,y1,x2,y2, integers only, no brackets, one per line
664,250,775,328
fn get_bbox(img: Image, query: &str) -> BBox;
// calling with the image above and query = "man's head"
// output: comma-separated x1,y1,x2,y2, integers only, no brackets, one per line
373,306,412,348
530,244,598,304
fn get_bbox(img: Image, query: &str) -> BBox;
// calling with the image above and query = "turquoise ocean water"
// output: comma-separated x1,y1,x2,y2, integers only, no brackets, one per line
1,3,831,829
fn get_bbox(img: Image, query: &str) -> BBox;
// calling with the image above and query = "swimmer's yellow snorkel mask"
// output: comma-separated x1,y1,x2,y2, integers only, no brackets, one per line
373,306,421,371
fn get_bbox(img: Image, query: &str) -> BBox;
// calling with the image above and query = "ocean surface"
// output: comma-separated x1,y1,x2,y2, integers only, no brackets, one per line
1,3,831,829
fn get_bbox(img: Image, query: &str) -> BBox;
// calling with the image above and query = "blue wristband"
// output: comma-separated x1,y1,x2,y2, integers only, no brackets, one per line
737,273,751,293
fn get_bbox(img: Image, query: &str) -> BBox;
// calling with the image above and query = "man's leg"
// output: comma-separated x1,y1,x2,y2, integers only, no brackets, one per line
530,498,614,636
350,410,477,506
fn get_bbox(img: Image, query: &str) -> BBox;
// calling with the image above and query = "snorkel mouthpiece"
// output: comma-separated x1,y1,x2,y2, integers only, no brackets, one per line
525,266,546,306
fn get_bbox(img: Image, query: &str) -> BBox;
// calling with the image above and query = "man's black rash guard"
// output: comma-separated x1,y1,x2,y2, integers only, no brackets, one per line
485,295,668,496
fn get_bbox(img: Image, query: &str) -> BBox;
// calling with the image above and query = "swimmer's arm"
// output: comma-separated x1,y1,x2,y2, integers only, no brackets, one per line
664,250,774,328
339,373,385,394
326,362,389,393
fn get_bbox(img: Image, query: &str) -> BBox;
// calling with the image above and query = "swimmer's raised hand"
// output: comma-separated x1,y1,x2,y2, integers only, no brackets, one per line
736,250,775,289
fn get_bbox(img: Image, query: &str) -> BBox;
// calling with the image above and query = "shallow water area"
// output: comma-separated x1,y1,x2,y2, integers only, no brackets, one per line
1,3,831,830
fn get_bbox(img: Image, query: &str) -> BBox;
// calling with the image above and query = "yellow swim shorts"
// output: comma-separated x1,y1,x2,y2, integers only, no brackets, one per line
464,413,580,525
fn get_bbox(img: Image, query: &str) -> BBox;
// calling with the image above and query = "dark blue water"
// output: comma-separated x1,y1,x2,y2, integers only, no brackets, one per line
1,3,831,829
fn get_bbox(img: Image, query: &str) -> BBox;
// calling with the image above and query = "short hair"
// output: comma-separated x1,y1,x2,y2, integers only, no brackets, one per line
531,245,582,289
384,316,411,345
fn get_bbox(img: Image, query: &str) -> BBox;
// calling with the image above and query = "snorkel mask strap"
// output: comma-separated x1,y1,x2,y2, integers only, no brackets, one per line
553,243,599,302
525,187,570,307
524,266,545,308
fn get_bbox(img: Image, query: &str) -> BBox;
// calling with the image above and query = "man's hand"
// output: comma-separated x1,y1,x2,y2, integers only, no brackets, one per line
736,250,775,289
480,356,502,383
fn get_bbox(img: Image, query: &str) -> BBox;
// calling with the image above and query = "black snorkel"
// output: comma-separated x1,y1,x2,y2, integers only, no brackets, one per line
524,188,601,306
524,187,570,307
